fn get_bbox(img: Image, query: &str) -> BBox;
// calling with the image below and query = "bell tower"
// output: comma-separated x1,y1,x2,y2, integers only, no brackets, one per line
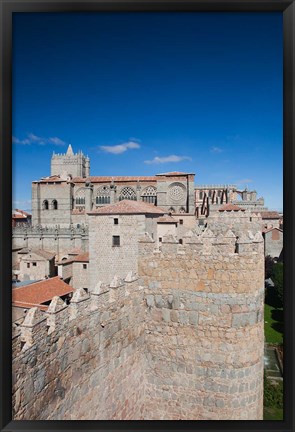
51,144,90,178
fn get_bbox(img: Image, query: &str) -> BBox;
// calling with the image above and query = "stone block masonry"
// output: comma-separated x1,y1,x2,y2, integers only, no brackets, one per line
12,228,264,420
13,277,147,420
139,230,264,420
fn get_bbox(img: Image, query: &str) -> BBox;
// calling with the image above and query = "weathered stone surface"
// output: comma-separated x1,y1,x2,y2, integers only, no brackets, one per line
12,225,264,421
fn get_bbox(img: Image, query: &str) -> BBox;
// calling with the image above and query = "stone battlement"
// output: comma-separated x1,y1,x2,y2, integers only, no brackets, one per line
139,228,264,258
12,224,265,420
13,272,146,420
13,272,139,352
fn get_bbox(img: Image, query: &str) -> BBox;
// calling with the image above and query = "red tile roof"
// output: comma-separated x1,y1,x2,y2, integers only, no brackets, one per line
19,249,55,260
65,253,89,263
73,176,157,183
88,199,165,215
71,208,85,214
57,252,89,265
33,175,67,183
12,277,74,311
74,253,89,262
219,203,244,212
68,248,82,255
12,214,27,219
14,209,31,216
254,211,280,219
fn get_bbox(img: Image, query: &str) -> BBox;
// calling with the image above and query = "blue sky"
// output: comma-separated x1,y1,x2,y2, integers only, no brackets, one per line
12,12,283,211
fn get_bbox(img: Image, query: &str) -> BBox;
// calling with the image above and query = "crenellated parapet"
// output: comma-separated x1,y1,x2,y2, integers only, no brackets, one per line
13,223,265,420
12,270,147,421
138,224,264,420
139,227,264,258
15,271,140,353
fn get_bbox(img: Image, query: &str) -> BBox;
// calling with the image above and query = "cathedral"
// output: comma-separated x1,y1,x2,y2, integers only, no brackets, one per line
32,145,195,227
31,144,265,227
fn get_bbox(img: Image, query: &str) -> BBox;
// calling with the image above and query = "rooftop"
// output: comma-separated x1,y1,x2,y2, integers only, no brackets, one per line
263,227,283,234
254,211,280,219
18,248,55,260
73,176,157,183
88,199,165,215
34,175,67,183
219,203,244,212
12,276,74,311
57,252,89,265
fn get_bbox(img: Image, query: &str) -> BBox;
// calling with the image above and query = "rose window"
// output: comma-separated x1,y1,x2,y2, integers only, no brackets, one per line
169,184,186,202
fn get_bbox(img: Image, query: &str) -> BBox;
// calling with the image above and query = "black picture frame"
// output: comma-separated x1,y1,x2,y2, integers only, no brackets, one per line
1,1,294,431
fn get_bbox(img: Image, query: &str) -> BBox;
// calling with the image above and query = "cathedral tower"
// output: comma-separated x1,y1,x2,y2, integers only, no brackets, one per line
51,144,90,178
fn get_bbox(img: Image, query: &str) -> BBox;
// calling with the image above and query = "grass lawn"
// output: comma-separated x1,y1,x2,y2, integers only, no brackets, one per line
263,406,284,420
264,304,283,344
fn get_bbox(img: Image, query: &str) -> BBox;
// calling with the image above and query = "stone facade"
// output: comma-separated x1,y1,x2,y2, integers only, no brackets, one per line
263,228,283,259
12,280,147,420
195,185,266,217
30,146,196,227
18,250,55,281
12,225,88,261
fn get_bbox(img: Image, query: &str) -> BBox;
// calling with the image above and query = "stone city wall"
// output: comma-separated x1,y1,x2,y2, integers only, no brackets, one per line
206,211,262,237
138,230,264,420
12,275,147,420
12,228,265,420
12,225,88,260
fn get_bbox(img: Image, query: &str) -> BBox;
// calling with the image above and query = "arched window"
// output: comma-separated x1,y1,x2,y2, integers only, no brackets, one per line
179,207,186,213
119,186,137,201
52,200,58,210
95,186,111,206
75,188,86,208
199,191,203,200
168,207,175,214
141,186,157,205
42,200,49,210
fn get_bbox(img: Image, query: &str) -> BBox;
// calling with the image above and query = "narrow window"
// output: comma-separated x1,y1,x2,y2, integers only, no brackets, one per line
112,235,120,247
159,237,162,243
199,191,203,199
83,264,87,269
27,263,30,268
43,200,49,210
52,200,58,210
179,239,183,244
179,219,183,225
114,218,119,225
32,262,37,267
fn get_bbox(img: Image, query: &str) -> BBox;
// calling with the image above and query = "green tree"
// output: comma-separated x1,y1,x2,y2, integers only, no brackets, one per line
265,255,275,279
271,262,283,307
